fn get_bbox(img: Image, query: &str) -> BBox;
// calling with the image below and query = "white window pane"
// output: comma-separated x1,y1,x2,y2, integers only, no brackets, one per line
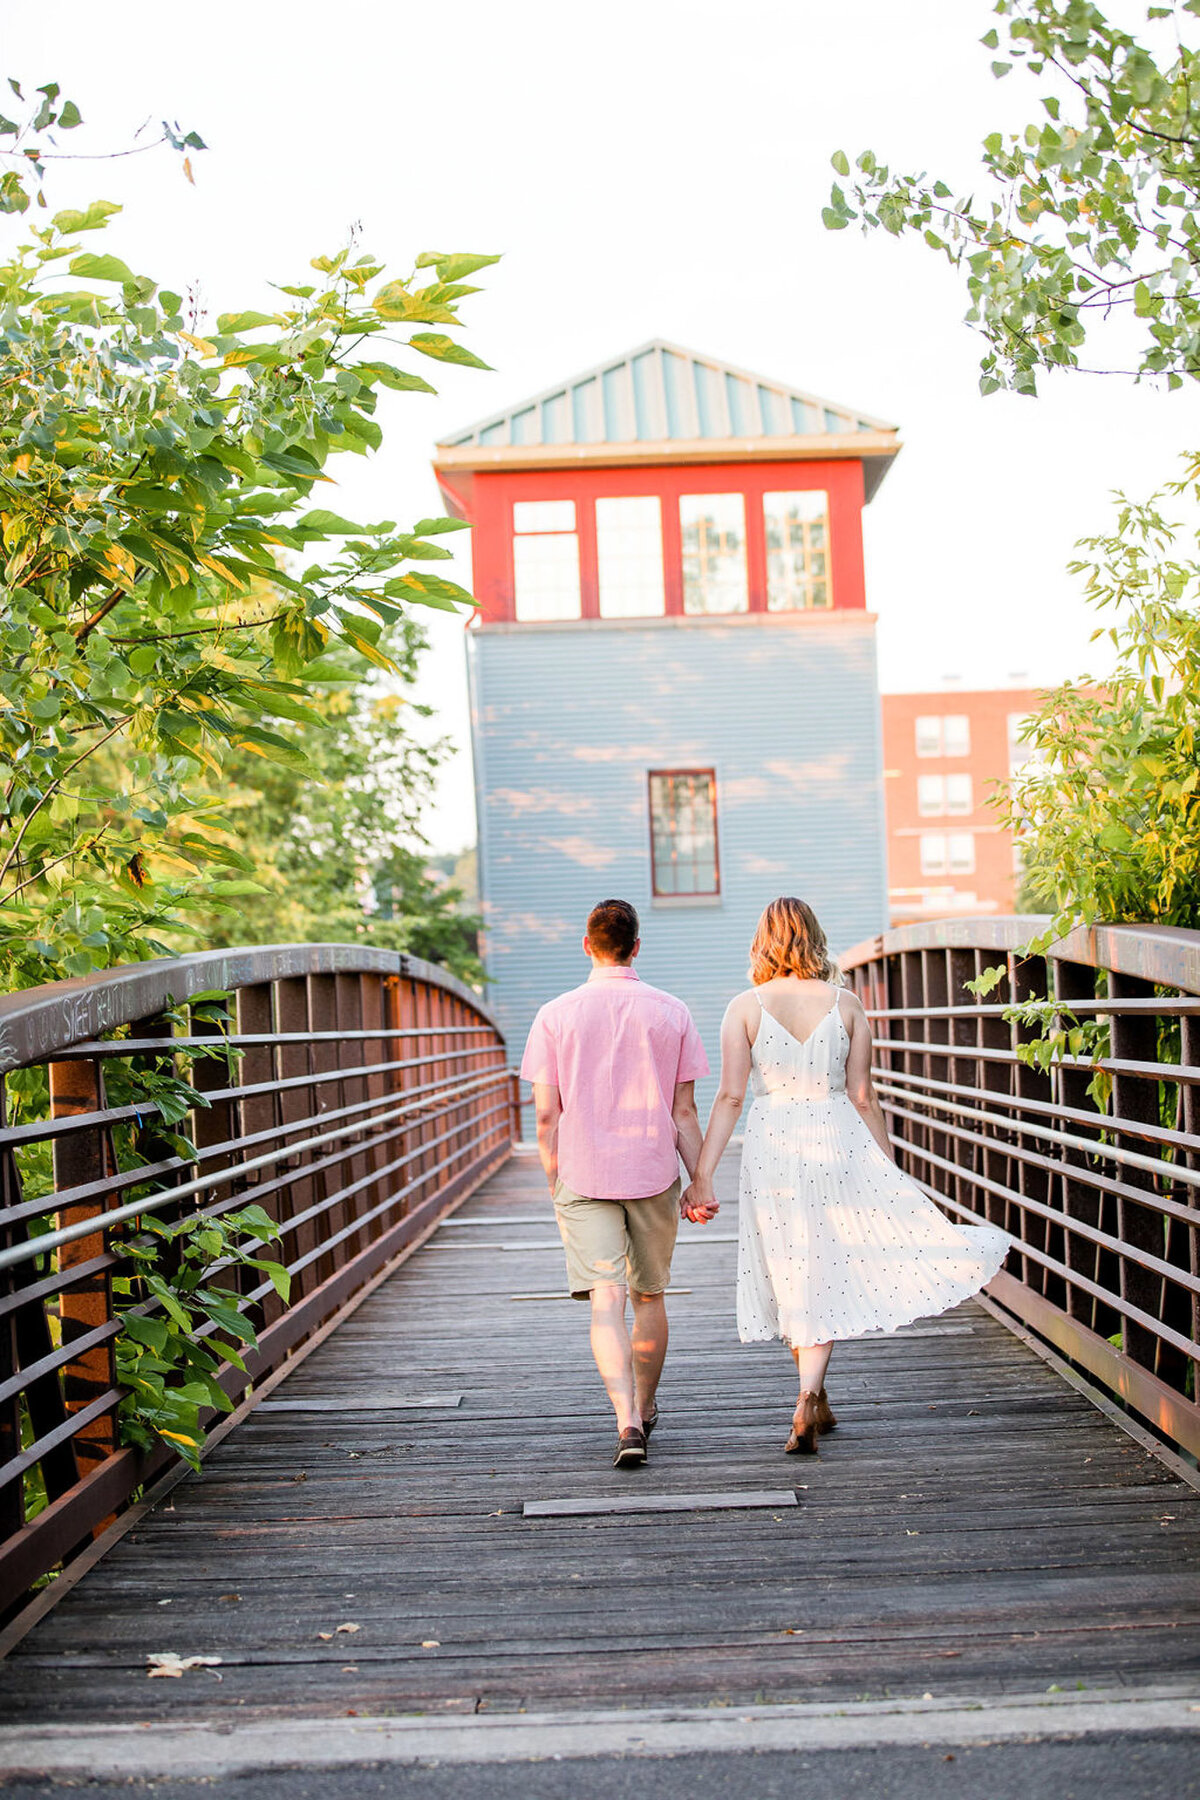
513,533,581,621
597,496,665,618
680,493,748,615
915,715,942,757
513,499,576,533
943,714,970,757
948,832,975,873
945,773,973,814
920,834,948,875
649,771,719,895
763,489,831,611
917,775,944,816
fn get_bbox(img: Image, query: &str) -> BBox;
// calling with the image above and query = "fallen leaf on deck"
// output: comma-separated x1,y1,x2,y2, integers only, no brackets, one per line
147,1653,223,1679
421,1639,441,1649
317,1633,333,1641
336,1622,361,1634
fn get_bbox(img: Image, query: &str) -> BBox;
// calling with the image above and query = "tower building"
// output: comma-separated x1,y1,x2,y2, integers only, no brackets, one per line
433,340,901,1101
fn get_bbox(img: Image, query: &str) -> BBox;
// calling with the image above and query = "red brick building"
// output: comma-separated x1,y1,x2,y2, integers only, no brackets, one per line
881,689,1044,925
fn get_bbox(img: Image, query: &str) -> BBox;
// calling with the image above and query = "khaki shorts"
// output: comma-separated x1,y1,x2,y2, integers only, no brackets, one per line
552,1179,681,1299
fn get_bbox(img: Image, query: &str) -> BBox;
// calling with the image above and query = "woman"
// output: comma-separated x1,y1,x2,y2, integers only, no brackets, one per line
681,897,1012,1455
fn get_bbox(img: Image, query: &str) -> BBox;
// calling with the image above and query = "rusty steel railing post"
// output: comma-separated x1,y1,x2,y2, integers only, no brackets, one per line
49,1057,117,1500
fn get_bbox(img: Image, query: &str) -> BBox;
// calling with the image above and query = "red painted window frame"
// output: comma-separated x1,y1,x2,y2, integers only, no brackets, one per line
440,459,866,624
647,767,721,899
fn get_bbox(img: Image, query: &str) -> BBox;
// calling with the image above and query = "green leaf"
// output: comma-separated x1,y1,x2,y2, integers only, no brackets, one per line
831,150,850,176
411,516,470,536
52,199,120,234
69,251,137,284
58,99,82,128
415,251,501,281
407,332,493,370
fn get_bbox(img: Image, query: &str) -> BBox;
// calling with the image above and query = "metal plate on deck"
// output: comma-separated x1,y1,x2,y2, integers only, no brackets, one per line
258,1395,464,1412
524,1489,802,1518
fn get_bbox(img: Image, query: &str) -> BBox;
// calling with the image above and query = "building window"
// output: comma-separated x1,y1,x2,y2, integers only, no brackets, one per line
763,490,831,610
945,773,973,815
679,493,748,614
915,715,942,757
512,499,581,621
948,832,976,873
596,496,665,618
648,769,720,896
915,713,971,758
917,774,945,816
919,833,948,876
943,714,970,757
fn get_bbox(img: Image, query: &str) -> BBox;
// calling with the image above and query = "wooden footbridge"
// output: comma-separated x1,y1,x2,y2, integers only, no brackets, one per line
0,924,1198,1791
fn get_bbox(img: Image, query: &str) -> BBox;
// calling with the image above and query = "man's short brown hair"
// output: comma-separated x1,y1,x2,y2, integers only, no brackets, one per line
587,898,640,962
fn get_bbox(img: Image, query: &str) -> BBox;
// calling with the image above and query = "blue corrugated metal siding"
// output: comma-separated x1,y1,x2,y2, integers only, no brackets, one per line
467,616,888,1129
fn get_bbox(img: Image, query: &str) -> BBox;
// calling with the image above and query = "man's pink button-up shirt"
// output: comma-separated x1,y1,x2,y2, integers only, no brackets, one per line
520,965,710,1201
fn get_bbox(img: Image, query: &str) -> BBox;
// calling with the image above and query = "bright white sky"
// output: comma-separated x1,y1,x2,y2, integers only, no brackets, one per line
5,0,1191,850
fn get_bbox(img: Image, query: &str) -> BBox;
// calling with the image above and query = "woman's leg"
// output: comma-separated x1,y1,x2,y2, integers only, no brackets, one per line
792,1340,834,1398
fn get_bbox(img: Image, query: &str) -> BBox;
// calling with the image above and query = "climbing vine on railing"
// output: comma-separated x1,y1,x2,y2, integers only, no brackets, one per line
966,964,1113,1109
114,1204,289,1467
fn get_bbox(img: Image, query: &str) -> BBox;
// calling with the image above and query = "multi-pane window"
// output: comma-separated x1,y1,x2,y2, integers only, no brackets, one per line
763,490,831,610
917,775,945,816
948,832,975,873
596,496,665,618
920,833,948,876
915,715,943,758
648,769,720,896
512,500,581,622
945,773,973,814
943,714,970,757
914,713,971,757
679,494,748,615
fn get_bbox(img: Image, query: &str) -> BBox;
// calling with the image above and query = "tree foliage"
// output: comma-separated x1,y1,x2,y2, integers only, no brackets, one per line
192,622,482,983
1008,465,1200,932
0,81,494,991
825,1,1200,392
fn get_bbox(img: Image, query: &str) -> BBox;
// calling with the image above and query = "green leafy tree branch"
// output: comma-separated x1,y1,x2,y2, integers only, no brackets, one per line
825,1,1200,392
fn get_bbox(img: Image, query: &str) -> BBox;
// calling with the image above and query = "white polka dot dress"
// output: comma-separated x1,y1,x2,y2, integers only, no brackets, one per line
737,989,1012,1348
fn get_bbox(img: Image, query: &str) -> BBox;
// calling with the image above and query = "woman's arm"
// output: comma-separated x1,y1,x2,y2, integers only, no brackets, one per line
680,995,755,1217
843,994,895,1161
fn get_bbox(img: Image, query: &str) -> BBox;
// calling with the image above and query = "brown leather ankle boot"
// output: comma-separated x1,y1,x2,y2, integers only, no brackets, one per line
785,1389,820,1455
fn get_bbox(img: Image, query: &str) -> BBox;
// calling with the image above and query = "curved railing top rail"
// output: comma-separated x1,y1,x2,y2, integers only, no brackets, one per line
0,943,500,1072
840,915,1200,998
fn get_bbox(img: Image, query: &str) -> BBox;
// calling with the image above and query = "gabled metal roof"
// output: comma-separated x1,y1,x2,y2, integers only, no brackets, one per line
437,338,897,451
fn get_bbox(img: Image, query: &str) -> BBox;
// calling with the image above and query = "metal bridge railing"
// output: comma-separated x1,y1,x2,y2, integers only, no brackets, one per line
841,918,1200,1462
0,945,514,1619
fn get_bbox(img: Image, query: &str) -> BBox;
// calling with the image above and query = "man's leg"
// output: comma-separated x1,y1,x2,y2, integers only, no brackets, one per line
588,1282,639,1433
630,1288,668,1421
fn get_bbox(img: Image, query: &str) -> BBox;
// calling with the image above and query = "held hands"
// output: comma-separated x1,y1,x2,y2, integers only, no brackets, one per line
680,1180,720,1224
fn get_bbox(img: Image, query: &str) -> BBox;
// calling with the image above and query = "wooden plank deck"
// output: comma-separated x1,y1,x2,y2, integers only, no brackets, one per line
2,1147,1199,1725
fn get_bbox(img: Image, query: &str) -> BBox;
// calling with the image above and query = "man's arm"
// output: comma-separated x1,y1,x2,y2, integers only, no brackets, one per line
671,1080,702,1180
532,1082,563,1194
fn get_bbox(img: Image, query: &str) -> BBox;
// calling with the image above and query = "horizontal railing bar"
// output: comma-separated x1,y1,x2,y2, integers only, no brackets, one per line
0,1065,509,1229
0,1070,510,1271
862,997,1200,1019
875,1061,1199,1162
0,1387,122,1496
902,1151,1200,1363
0,1248,114,1323
0,1100,511,1418
57,1028,495,1056
877,1088,1200,1228
875,1077,1200,1194
0,1045,507,1155
880,1098,1200,1298
186,1096,511,1289
875,1034,1200,1099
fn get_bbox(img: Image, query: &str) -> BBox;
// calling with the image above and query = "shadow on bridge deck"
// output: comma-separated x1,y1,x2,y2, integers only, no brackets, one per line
1,1149,1198,1748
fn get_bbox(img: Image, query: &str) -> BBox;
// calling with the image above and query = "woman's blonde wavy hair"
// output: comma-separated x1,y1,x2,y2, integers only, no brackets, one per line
749,896,841,986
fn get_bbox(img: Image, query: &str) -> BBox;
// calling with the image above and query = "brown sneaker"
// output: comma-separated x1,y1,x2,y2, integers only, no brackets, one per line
613,1427,647,1468
815,1387,838,1434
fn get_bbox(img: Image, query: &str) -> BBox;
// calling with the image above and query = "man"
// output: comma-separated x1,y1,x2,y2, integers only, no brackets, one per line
521,898,717,1469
